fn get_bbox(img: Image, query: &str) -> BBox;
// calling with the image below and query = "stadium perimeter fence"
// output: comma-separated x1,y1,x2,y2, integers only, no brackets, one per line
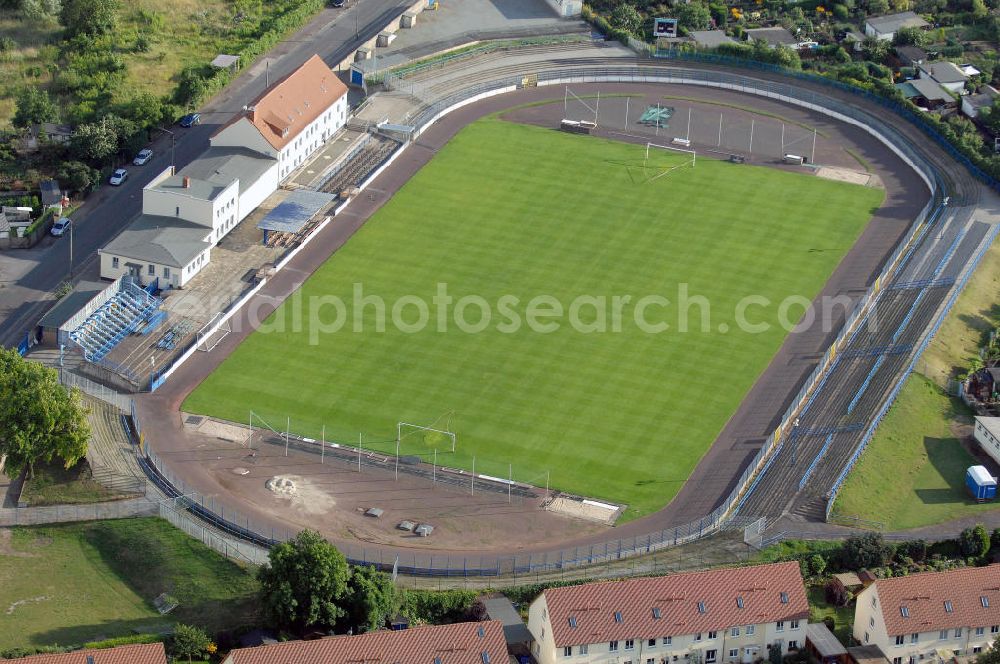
121,64,981,576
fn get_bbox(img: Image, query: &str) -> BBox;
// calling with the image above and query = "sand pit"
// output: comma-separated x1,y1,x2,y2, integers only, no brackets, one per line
545,495,623,525
266,475,336,515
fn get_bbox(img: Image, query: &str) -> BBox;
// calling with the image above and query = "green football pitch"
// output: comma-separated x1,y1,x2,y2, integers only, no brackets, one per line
184,117,883,519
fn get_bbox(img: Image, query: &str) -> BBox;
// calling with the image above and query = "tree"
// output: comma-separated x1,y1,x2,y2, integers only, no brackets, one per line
861,36,891,61
610,4,642,36
991,528,1000,551
808,554,827,577
0,348,89,478
676,1,713,30
21,0,61,21
59,0,118,38
893,26,927,45
768,643,783,664
343,564,396,633
57,160,98,195
12,87,57,129
842,532,892,569
868,0,890,13
171,624,211,663
70,117,118,162
975,636,1000,664
972,0,989,19
258,529,350,633
959,524,991,558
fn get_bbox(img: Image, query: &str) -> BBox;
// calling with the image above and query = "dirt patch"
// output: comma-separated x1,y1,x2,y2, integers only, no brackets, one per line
816,166,883,188
545,495,623,525
6,596,48,615
266,474,337,516
0,529,34,558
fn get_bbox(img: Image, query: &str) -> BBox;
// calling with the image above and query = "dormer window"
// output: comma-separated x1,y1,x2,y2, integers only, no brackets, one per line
944,601,954,613
901,607,910,618
983,597,991,608
780,592,789,604
653,607,661,619
568,616,577,628
737,597,744,609
614,611,623,623
698,602,707,614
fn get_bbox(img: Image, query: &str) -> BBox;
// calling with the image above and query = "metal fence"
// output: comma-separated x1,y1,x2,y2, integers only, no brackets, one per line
59,369,132,412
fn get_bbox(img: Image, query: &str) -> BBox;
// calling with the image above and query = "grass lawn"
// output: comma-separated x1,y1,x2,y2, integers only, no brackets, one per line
808,586,853,646
184,118,882,519
832,374,999,530
0,518,259,651
18,460,135,507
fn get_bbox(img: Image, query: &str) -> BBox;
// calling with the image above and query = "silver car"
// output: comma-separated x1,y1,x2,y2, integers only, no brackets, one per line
109,168,128,186
133,149,153,165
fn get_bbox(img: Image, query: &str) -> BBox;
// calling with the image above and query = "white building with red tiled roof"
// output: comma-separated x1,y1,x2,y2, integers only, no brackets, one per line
853,565,1000,664
211,54,349,181
220,621,508,664
527,561,809,664
3,643,167,664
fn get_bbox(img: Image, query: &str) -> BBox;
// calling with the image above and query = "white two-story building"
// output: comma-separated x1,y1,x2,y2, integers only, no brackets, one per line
527,561,809,664
853,565,1000,664
99,54,348,289
211,54,349,181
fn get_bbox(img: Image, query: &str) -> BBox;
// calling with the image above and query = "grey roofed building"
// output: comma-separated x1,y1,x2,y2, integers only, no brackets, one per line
102,215,210,268
690,30,736,47
38,281,108,330
745,26,797,47
154,147,277,200
920,60,968,85
897,77,953,105
40,179,62,207
962,85,999,118
895,45,928,66
865,11,929,37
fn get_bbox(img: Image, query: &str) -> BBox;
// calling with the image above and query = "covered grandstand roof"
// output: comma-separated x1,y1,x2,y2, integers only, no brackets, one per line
38,281,108,330
101,215,210,267
257,190,336,234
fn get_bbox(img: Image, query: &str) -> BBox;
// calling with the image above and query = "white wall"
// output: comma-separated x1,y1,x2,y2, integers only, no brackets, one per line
99,248,209,289
211,117,278,158
238,162,280,222
143,187,216,228
973,418,1000,466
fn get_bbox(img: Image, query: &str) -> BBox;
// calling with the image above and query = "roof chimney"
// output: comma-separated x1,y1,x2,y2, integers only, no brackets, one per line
182,176,190,189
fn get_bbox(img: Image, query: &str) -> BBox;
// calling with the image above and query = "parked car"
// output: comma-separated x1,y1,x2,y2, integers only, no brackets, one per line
179,113,201,127
109,168,128,186
132,148,153,165
330,0,345,6
50,217,71,237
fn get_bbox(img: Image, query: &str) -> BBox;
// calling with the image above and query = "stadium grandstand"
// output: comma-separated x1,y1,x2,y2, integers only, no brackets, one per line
67,276,162,363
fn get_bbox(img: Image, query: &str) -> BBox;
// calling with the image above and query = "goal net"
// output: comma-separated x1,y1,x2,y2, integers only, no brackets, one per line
743,516,767,549
196,312,232,352
644,142,696,183
398,421,456,454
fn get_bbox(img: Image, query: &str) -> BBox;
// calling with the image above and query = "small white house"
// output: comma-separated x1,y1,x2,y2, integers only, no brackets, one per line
865,11,929,41
962,86,999,119
920,61,970,95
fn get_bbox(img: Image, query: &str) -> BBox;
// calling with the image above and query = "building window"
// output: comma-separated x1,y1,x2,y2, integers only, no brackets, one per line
706,650,717,663
791,621,799,630
579,645,588,655
911,634,918,644
896,636,905,646
976,628,985,637
696,634,703,642
992,626,999,634
625,639,634,651
709,632,718,640
955,629,962,638
563,646,572,657
610,641,619,652
664,637,672,645
940,631,949,640
648,660,655,664
732,628,741,637
730,650,739,658
163,267,170,279
871,618,876,629
148,264,155,276
974,648,983,655
776,622,784,632
746,626,755,636
788,642,798,651
865,632,870,644
894,658,903,664
649,639,657,648
112,257,119,269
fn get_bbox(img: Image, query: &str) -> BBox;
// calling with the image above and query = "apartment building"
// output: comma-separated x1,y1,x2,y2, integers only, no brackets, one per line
527,561,809,664
852,565,1000,664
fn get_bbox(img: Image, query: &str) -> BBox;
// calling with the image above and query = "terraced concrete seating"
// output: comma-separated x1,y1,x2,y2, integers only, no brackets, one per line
84,396,144,494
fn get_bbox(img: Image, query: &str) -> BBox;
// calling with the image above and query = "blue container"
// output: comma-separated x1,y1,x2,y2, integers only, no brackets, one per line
966,466,998,501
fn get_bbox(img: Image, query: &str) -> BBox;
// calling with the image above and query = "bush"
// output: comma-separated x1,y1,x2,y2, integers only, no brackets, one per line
398,589,478,625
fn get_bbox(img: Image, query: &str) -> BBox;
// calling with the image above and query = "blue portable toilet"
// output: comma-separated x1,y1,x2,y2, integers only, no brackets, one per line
966,465,997,502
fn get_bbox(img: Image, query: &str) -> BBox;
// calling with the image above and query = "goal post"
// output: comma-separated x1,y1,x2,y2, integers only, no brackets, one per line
644,142,696,183
397,421,456,453
196,312,232,352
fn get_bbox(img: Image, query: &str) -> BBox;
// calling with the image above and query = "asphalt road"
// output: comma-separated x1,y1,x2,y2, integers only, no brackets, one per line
0,0,412,347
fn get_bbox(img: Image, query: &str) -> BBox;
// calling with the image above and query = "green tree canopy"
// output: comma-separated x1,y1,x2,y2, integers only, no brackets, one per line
975,636,1000,664
70,116,120,162
959,524,991,558
893,26,928,46
57,160,98,195
610,4,642,36
842,532,892,569
59,0,118,38
258,529,351,633
676,1,713,30
343,563,397,633
171,624,210,664
13,87,57,129
0,348,89,478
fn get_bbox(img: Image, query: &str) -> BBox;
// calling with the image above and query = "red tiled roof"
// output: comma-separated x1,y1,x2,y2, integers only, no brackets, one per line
5,643,167,664
220,54,347,151
224,621,507,664
872,564,1000,636
543,561,809,647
